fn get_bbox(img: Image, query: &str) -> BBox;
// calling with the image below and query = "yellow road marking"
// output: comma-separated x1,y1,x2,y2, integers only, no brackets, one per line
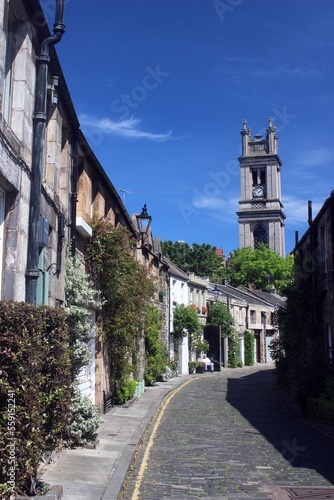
131,379,193,500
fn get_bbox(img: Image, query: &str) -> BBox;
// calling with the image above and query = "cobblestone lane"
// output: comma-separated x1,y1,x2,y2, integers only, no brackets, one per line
119,365,334,499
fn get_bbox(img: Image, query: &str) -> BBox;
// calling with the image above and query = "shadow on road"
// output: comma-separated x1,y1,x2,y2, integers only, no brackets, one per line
226,367,334,486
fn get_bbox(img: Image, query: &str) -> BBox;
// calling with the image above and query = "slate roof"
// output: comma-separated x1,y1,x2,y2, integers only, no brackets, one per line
237,285,286,308
163,258,189,281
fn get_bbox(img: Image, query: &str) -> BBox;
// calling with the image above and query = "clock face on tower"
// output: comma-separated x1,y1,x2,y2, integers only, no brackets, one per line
253,186,264,198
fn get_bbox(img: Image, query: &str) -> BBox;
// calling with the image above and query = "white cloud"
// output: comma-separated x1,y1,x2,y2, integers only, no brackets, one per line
79,114,173,141
252,66,321,79
298,147,334,167
192,195,239,224
283,195,323,225
192,197,226,210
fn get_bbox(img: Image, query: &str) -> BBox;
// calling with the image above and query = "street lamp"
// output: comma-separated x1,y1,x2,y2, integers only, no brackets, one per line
212,284,220,301
136,204,152,245
212,284,222,371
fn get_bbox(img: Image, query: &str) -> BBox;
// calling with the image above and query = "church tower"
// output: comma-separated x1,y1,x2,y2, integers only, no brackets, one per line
237,118,286,257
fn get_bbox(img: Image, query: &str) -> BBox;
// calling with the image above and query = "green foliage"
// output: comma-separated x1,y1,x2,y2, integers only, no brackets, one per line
273,253,327,411
307,376,334,425
192,339,209,355
114,380,137,405
320,376,334,400
66,388,102,448
162,240,225,279
0,302,71,496
307,398,334,426
226,244,293,293
144,308,168,386
307,377,334,425
65,256,103,379
228,331,239,368
64,257,103,449
244,330,255,366
207,302,234,338
86,221,155,387
173,304,202,354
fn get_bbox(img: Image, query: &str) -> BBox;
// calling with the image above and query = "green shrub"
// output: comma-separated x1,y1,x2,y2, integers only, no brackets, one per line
114,380,137,405
321,376,334,401
307,398,334,425
228,331,239,368
244,330,255,366
307,376,334,425
66,388,102,448
0,301,71,497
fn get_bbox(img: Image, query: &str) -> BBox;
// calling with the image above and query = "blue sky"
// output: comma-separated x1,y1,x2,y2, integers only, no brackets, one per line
49,0,333,256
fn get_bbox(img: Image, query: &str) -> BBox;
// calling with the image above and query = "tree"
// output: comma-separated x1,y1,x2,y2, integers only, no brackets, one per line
226,244,293,293
162,240,225,279
162,240,191,271
173,304,202,355
207,302,235,338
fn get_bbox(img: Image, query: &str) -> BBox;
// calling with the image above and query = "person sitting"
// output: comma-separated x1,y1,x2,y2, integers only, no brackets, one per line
202,354,214,372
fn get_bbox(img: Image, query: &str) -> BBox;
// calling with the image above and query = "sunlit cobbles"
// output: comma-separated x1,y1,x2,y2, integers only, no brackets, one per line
120,365,334,499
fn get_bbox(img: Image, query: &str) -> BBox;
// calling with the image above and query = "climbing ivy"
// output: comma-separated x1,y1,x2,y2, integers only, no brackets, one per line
271,252,326,411
228,331,239,368
144,307,168,386
244,329,255,366
86,220,156,388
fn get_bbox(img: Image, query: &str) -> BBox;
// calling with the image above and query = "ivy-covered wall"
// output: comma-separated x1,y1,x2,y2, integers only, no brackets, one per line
86,221,156,391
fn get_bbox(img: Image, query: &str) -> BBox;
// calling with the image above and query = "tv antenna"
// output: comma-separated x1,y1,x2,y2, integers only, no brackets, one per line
118,188,133,203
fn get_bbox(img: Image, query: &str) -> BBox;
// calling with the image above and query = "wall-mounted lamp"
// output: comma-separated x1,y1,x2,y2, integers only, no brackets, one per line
136,204,152,244
47,75,59,106
212,284,220,301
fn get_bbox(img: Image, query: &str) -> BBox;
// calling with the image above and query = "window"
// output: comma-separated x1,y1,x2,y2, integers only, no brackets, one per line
327,324,333,361
252,168,266,187
36,249,49,305
0,190,4,297
3,4,17,124
238,307,243,325
250,310,256,324
254,226,268,249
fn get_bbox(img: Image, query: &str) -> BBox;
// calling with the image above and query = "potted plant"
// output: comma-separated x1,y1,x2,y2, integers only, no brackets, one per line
188,361,199,374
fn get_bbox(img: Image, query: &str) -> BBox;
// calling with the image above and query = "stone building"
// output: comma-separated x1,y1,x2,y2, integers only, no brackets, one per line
237,118,286,257
206,281,283,365
0,0,171,412
0,0,75,305
164,259,208,375
293,194,334,364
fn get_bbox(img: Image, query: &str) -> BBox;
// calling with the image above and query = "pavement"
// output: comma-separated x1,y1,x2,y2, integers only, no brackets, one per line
39,373,191,500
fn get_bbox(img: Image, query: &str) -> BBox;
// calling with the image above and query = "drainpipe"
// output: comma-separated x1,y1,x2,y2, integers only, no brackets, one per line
70,130,79,258
26,1,65,304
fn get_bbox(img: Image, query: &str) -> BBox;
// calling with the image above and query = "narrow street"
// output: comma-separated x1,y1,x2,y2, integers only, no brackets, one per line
120,365,334,499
